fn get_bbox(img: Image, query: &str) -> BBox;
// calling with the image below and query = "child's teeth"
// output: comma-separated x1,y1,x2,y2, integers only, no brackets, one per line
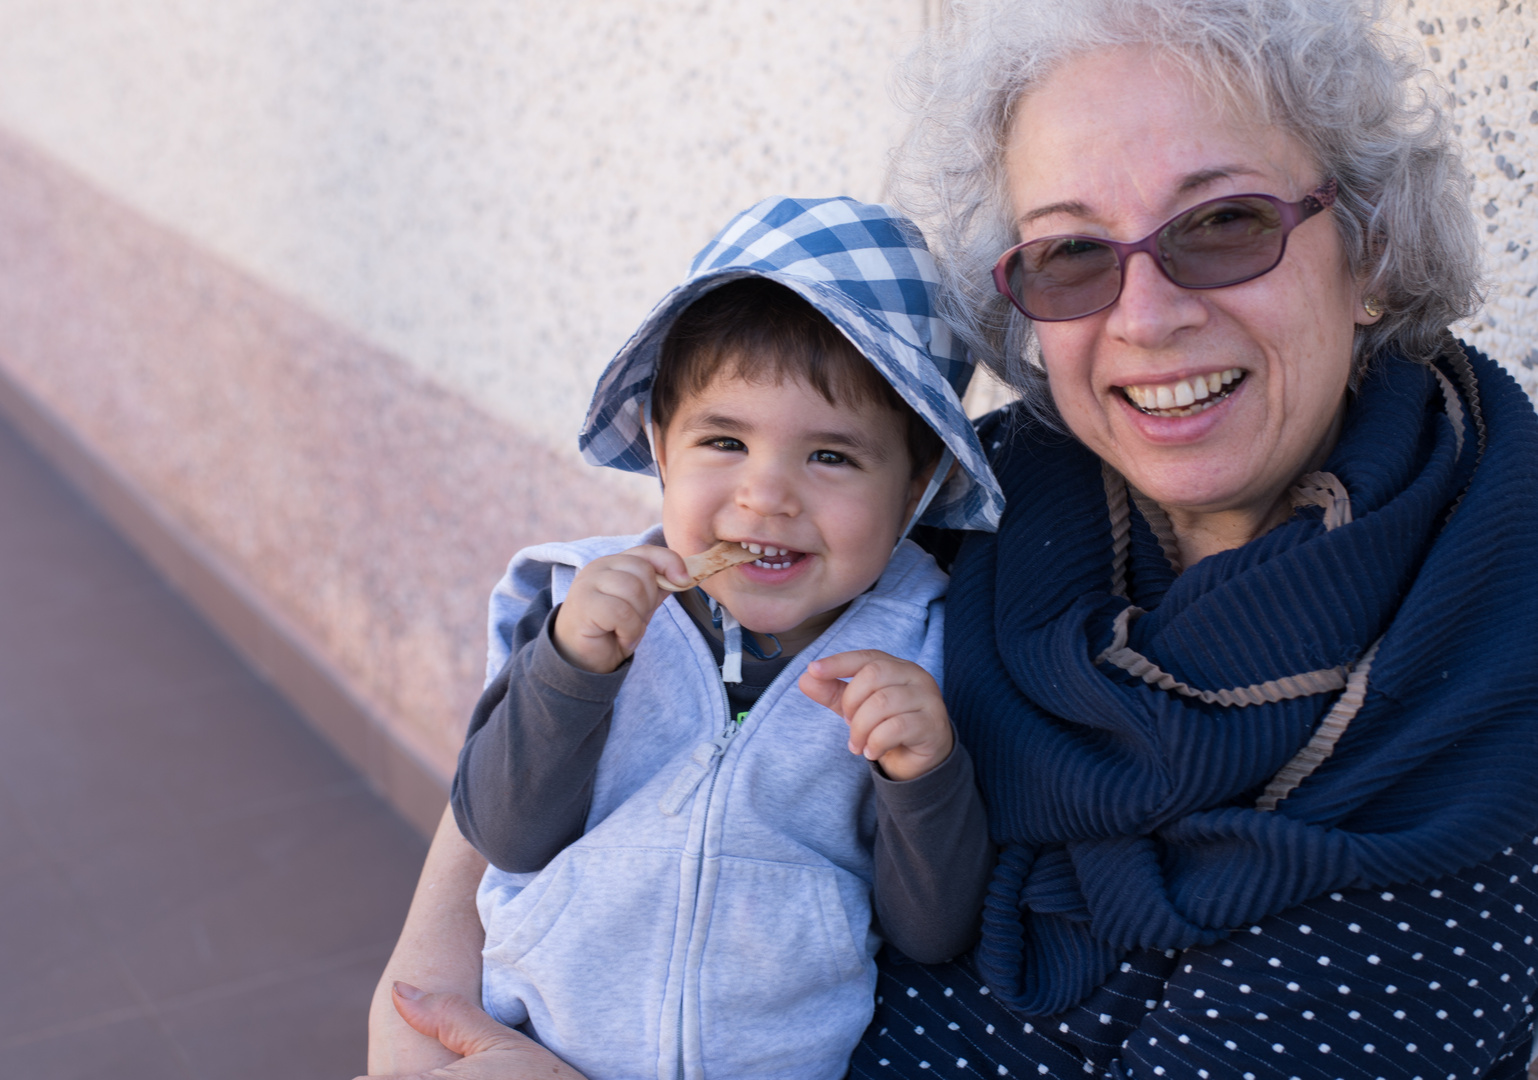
747,543,762,554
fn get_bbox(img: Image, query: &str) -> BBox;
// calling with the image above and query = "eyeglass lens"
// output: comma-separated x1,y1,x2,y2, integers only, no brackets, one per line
1003,195,1290,322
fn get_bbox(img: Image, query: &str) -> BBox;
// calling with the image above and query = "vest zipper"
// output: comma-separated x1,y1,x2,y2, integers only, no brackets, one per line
676,701,735,1080
672,658,804,1080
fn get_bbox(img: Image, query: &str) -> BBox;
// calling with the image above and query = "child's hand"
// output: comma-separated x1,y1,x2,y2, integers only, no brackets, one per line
552,546,692,674
799,650,954,781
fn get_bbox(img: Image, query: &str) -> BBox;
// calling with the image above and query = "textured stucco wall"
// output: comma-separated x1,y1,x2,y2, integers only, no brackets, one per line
0,2,926,476
0,3,931,797
1387,0,1538,394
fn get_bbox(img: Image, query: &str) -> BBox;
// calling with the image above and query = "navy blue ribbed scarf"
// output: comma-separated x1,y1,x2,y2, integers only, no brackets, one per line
946,347,1538,1017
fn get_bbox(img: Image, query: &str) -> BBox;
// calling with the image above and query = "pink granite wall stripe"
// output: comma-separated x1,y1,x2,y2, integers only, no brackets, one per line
0,126,656,795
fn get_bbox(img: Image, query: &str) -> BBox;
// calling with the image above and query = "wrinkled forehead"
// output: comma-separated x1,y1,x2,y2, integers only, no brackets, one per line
1002,45,1318,235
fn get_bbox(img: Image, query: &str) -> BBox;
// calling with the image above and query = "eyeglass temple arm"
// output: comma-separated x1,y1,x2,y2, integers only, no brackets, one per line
1301,177,1339,216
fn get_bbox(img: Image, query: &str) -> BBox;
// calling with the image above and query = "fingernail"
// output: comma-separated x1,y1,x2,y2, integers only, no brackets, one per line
393,981,426,1000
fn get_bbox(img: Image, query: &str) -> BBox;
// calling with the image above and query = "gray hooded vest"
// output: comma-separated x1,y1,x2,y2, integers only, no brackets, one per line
478,529,947,1080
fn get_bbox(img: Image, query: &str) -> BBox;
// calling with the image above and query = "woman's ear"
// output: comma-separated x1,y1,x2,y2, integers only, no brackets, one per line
1354,292,1386,326
1352,250,1386,326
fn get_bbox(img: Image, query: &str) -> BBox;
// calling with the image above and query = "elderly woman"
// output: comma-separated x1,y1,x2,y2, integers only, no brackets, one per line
363,0,1538,1077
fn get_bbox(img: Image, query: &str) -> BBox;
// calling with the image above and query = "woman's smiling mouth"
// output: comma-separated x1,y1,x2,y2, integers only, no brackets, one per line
1121,367,1246,417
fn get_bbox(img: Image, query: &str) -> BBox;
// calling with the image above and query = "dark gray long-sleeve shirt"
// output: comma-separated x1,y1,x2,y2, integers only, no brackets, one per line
453,587,993,964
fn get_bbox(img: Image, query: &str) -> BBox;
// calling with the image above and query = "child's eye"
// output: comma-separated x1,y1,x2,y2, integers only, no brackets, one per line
705,437,746,452
810,449,851,466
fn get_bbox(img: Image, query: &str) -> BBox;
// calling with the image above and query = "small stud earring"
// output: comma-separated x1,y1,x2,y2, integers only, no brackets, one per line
1363,296,1384,318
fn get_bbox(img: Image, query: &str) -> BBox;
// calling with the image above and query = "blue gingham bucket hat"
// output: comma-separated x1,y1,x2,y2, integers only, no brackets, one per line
578,196,1003,532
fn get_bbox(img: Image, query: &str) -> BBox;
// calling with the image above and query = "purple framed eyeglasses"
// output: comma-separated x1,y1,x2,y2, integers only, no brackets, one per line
992,178,1338,322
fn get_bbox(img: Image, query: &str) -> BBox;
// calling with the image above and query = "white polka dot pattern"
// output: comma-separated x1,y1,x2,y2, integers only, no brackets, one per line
851,839,1538,1079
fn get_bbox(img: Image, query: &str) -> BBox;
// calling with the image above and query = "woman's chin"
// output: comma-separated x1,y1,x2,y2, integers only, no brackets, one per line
1129,472,1263,517
1105,386,1270,506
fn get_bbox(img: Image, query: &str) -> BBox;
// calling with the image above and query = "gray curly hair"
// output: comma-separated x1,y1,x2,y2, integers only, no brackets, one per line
888,0,1482,424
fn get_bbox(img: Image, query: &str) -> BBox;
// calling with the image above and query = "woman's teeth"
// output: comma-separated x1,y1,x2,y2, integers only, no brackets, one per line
1122,368,1244,416
738,541,794,570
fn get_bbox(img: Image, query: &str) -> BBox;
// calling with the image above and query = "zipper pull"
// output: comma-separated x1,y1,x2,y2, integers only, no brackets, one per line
658,723,741,816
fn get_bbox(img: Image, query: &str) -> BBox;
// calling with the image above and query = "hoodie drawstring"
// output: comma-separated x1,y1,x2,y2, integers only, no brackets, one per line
702,590,780,684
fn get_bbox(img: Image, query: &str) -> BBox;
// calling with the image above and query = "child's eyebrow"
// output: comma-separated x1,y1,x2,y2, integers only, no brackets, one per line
674,412,757,442
684,412,752,433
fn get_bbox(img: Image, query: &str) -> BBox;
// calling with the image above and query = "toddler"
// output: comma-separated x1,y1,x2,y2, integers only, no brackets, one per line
452,197,1003,1080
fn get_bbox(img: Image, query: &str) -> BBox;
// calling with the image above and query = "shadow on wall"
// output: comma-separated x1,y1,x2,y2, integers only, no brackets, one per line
0,128,660,833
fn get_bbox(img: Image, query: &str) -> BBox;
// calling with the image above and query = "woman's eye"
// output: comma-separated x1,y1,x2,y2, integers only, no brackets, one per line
1055,238,1106,259
811,450,850,465
1194,209,1245,229
1027,237,1109,271
1185,202,1267,234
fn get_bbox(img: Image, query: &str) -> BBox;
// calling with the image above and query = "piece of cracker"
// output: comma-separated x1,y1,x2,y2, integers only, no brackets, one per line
656,540,762,593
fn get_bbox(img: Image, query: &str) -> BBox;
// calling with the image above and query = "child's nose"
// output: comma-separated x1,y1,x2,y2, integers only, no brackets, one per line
735,461,801,517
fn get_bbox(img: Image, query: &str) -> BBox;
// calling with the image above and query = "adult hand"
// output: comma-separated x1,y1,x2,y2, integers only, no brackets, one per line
354,982,589,1080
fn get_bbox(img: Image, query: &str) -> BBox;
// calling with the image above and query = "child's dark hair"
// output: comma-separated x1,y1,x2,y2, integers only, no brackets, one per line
651,278,944,478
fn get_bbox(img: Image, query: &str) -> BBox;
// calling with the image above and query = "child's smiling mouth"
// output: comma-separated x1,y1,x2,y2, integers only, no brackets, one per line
732,540,810,575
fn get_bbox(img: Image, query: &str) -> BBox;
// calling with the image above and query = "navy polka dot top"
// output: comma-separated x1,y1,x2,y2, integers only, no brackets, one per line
854,837,1538,1078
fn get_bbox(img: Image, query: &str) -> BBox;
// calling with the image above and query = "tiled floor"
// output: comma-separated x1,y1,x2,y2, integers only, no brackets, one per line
0,412,428,1077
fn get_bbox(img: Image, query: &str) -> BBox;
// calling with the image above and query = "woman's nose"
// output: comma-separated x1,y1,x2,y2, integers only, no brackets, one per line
1103,250,1208,347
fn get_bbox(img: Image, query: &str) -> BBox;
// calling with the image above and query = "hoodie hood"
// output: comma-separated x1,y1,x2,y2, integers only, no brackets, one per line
577,196,1003,532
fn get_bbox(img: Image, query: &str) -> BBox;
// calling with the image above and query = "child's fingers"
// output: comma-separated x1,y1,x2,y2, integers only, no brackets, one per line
555,558,671,671
587,563,667,615
802,650,913,719
586,551,682,603
802,654,898,725
619,544,693,590
821,654,935,725
806,653,908,722
854,705,955,781
855,709,933,761
580,589,652,652
797,668,848,714
805,649,900,684
843,682,930,752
